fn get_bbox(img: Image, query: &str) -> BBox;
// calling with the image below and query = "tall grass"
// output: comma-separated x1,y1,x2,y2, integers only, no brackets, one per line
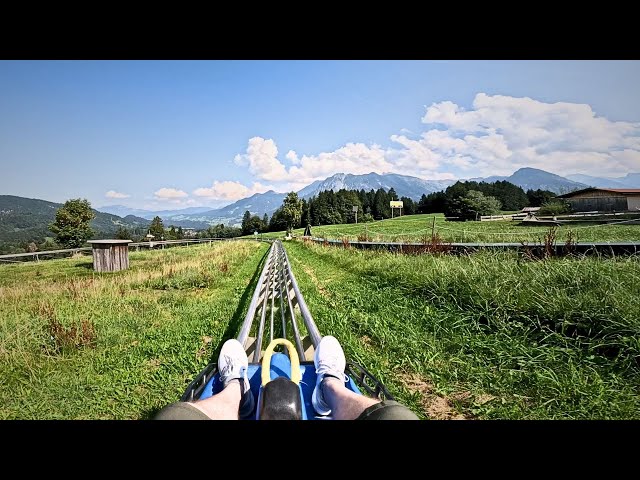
285,241,640,419
0,241,269,419
2,237,638,419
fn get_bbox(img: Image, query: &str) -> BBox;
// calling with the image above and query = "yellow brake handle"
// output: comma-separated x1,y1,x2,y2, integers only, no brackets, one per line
260,338,301,386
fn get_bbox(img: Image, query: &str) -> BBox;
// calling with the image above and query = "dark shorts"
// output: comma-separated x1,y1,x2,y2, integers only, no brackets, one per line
355,400,419,420
154,400,418,420
155,402,212,420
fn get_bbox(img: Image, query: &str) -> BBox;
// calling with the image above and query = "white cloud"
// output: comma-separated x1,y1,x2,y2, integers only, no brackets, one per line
420,93,640,176
221,93,640,193
153,188,188,200
105,190,130,199
288,142,393,185
285,150,300,165
233,137,288,181
193,181,274,201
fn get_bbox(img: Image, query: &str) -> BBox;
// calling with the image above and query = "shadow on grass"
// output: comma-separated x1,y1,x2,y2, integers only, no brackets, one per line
139,405,162,420
208,246,270,365
74,262,94,270
137,245,270,419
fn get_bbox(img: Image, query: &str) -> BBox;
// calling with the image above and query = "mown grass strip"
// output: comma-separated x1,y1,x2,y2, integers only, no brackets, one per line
255,214,640,243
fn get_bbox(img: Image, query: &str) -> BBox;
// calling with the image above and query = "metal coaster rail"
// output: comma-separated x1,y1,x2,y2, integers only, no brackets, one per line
237,240,321,362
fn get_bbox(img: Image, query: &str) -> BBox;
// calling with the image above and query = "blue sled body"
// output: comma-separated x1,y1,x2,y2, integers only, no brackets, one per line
196,352,362,420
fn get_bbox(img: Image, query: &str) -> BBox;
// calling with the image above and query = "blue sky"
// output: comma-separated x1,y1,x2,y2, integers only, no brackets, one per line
1,60,639,210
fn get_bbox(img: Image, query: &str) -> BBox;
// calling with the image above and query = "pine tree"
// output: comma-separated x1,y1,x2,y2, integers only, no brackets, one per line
373,188,389,219
148,216,165,238
400,196,416,215
241,210,252,236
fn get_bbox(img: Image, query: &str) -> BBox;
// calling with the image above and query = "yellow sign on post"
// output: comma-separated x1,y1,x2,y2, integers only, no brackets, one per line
390,200,403,218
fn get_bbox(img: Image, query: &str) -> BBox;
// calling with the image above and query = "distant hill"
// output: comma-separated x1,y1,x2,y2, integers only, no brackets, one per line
96,205,156,218
0,195,149,251
174,190,288,227
97,205,215,220
624,173,640,185
566,173,640,189
471,167,587,194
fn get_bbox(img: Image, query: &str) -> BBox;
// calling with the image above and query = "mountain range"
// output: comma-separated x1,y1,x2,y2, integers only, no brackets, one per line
100,168,607,227
565,172,640,189
97,173,459,227
98,205,213,220
470,167,590,193
297,172,454,199
3,168,638,247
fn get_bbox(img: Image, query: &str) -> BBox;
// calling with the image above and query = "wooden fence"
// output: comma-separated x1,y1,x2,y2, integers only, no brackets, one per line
480,214,526,221
0,238,243,264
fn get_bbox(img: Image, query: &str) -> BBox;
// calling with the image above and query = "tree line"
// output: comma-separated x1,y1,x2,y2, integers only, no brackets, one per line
257,181,560,232
417,181,559,220
5,180,563,254
263,187,417,233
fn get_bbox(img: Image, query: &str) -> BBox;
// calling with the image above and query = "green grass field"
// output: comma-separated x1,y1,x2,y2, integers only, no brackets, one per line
286,241,640,419
1,238,638,419
0,241,269,419
256,214,640,243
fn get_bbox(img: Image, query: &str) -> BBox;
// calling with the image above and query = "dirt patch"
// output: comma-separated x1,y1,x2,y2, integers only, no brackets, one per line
146,358,162,370
398,372,468,420
360,335,374,348
449,391,472,402
299,264,331,298
196,335,213,360
475,393,496,405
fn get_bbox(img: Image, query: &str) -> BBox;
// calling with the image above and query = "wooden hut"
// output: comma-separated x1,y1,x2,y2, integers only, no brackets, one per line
557,188,640,212
87,240,132,272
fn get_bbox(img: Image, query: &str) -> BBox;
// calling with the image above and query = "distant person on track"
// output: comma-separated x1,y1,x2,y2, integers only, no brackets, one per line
155,335,418,420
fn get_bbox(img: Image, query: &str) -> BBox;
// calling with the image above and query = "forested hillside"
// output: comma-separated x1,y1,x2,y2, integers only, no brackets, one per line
0,195,149,254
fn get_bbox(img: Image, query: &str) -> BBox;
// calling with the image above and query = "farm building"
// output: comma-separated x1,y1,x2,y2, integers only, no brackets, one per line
557,188,640,212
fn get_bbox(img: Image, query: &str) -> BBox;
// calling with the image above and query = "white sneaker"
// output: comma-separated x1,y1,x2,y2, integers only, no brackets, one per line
218,339,254,418
312,335,348,416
